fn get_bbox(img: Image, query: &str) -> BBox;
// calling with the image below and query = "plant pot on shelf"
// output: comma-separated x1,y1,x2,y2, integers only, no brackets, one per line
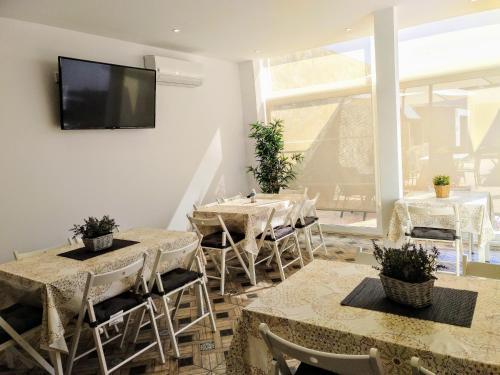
83,233,113,252
434,184,450,198
379,273,434,308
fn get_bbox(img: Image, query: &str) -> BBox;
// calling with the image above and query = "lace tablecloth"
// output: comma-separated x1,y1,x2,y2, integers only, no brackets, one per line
227,260,500,375
388,191,495,250
194,199,290,256
0,228,197,353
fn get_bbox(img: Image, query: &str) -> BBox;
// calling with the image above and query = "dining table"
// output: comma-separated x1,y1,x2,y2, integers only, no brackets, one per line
388,191,495,261
227,259,500,375
0,227,197,373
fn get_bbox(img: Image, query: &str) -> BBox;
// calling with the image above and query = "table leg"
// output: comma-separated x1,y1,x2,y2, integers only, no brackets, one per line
49,350,64,375
248,254,256,285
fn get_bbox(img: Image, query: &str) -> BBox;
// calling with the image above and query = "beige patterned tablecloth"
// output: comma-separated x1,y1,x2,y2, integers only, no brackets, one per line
388,191,495,249
227,260,500,375
194,199,290,256
0,228,197,353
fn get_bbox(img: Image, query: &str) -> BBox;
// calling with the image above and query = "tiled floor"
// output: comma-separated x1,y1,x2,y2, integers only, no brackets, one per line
2,233,498,375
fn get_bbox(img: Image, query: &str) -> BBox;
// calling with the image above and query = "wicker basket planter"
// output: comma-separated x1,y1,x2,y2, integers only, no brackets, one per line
380,273,434,308
434,184,450,198
83,233,113,252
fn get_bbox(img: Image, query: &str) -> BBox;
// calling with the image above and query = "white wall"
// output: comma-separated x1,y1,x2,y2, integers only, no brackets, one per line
0,17,248,262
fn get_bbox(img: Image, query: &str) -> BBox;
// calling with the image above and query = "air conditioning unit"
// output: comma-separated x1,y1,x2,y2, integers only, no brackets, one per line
144,55,203,87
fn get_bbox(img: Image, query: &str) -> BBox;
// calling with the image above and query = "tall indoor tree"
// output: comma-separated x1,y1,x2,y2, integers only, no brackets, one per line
247,119,303,193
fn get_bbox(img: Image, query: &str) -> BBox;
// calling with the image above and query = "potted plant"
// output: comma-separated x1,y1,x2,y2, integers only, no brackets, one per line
433,175,450,198
372,241,445,308
71,215,118,252
247,119,303,193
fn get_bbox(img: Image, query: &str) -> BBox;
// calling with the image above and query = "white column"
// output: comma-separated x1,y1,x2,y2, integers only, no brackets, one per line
373,7,403,236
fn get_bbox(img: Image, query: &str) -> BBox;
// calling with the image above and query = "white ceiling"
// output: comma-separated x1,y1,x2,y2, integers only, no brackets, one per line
1,0,499,61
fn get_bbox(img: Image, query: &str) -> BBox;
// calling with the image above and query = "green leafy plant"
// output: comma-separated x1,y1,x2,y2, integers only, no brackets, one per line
433,175,450,186
372,241,445,283
247,119,303,193
71,215,118,239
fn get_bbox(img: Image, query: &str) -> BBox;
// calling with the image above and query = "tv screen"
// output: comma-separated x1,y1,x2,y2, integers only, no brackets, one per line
58,57,156,129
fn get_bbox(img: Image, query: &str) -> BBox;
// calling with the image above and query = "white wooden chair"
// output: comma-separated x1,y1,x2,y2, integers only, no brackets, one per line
411,356,436,375
254,203,304,281
187,214,252,295
295,193,327,259
0,304,54,374
279,187,308,196
145,239,216,358
462,255,500,280
259,323,383,375
13,248,51,260
404,204,462,275
354,247,378,267
66,254,164,375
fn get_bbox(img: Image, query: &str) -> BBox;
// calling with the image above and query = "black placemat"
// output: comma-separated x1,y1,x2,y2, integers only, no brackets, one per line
341,277,477,327
58,239,140,261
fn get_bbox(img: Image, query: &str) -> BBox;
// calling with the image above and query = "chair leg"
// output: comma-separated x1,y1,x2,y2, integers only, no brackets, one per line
171,289,185,321
273,242,286,281
220,249,226,295
66,318,84,375
120,313,132,349
304,229,314,259
293,233,304,268
161,295,180,358
455,239,461,276
146,301,165,364
91,326,109,375
316,222,327,255
132,308,146,344
200,280,217,332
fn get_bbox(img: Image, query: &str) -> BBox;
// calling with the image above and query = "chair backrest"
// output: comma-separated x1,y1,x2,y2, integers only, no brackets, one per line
257,204,298,249
148,239,201,292
297,193,320,225
187,214,240,249
13,247,51,260
78,253,148,326
259,323,383,375
410,357,436,375
354,248,378,267
405,203,461,234
462,255,500,280
279,187,308,196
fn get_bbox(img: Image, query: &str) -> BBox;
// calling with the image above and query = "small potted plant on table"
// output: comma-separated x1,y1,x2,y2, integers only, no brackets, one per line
433,175,450,198
372,241,445,308
71,215,118,252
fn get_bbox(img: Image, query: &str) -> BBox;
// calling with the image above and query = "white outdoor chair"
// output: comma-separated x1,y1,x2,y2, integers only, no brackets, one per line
145,239,216,358
254,203,304,282
13,247,51,260
354,247,378,267
259,323,383,375
279,187,308,196
404,203,462,275
295,193,327,259
462,255,500,280
187,214,252,295
411,356,436,375
0,304,54,374
66,254,164,375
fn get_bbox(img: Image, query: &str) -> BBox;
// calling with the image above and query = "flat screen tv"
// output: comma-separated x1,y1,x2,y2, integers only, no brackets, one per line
58,56,156,129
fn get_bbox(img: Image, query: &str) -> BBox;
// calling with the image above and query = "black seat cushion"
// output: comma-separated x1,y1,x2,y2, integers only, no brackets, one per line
0,304,43,345
295,362,337,375
410,227,458,241
295,216,319,228
201,231,245,248
256,225,294,241
85,291,144,325
152,268,203,295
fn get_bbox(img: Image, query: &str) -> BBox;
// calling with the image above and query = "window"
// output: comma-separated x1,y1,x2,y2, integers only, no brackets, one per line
399,10,500,230
263,25,378,229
